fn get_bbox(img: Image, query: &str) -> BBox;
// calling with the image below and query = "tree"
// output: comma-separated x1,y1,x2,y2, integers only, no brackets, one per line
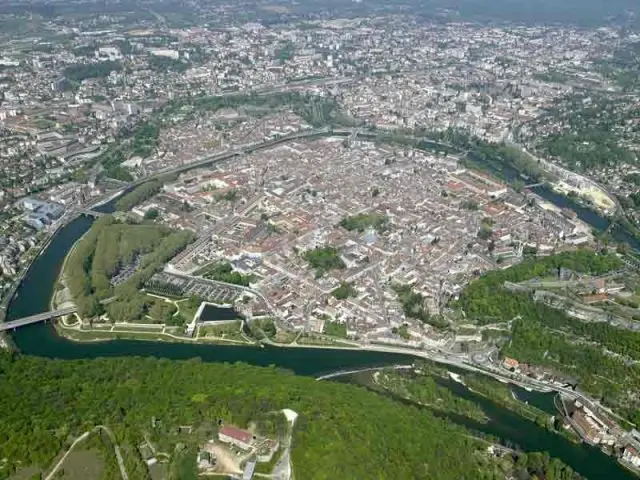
477,226,493,240
144,208,160,220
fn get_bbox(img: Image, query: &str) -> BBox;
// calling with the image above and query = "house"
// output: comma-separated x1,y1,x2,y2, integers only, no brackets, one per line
503,357,520,370
218,426,254,451
622,446,640,468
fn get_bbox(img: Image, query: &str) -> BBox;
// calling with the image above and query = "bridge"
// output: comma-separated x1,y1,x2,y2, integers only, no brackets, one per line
75,209,107,218
0,306,77,332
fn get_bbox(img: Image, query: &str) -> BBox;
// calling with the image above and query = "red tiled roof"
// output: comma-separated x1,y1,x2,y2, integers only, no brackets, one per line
219,426,252,444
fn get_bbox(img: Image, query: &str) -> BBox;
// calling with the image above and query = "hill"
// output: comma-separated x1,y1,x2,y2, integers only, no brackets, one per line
0,353,553,480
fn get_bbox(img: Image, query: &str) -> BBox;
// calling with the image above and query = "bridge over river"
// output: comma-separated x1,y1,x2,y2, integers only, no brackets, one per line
0,306,77,332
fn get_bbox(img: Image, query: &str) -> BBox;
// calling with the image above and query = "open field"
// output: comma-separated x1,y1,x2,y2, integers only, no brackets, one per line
56,449,104,480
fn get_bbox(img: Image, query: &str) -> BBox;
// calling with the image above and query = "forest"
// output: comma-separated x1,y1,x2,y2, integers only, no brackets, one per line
502,319,640,425
63,60,122,82
115,180,163,211
456,249,640,422
457,249,621,323
64,216,194,322
0,353,565,480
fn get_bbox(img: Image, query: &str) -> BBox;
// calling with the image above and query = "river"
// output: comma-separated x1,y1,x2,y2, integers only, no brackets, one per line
4,167,639,478
6,205,413,377
339,370,637,480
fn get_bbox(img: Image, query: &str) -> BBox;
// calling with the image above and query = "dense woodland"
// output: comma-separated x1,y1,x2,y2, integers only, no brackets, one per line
64,216,194,322
503,317,640,425
0,353,556,480
63,60,122,82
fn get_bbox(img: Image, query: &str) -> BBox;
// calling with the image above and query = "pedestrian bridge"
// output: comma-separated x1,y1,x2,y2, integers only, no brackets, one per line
0,306,77,332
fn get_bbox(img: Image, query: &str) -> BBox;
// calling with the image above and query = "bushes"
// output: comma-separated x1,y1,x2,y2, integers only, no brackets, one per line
303,247,345,276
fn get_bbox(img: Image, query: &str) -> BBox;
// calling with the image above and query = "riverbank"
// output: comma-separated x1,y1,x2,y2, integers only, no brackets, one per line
55,322,257,346
341,366,637,480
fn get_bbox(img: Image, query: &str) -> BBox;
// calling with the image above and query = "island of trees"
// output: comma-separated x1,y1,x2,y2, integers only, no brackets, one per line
339,212,388,233
63,215,194,323
302,246,345,277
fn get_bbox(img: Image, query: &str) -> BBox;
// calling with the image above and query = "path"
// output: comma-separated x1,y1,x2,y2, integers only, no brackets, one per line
96,425,129,480
272,409,298,480
207,443,243,475
44,431,90,480
44,425,128,480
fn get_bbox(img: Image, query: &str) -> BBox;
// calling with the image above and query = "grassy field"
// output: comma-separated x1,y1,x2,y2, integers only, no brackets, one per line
176,297,201,323
57,449,105,480
57,323,255,346
57,325,177,343
148,462,168,480
8,466,41,480
296,333,354,347
198,321,246,342
272,330,298,344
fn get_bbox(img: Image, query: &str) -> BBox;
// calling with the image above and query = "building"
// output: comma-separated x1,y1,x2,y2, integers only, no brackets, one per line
243,460,256,480
568,403,615,445
256,439,280,462
218,426,254,451
503,356,520,370
197,450,214,469
570,408,602,444
19,198,65,230
622,446,640,468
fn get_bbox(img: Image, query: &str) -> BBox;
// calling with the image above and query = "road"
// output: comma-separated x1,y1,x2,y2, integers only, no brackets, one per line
272,409,299,480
